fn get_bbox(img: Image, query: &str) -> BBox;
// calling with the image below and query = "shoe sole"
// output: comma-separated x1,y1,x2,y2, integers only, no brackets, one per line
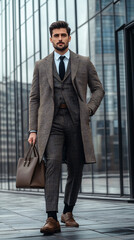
61,219,79,227
40,228,61,234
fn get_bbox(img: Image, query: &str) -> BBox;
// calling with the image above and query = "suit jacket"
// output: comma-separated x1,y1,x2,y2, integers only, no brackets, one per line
29,50,105,163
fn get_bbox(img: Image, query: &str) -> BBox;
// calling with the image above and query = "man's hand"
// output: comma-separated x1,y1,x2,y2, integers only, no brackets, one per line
28,132,37,145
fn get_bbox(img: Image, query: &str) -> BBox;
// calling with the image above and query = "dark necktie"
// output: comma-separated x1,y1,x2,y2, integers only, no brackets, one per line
59,56,65,80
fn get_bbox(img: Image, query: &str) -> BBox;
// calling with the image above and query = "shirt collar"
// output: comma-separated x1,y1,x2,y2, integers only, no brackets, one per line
54,50,70,61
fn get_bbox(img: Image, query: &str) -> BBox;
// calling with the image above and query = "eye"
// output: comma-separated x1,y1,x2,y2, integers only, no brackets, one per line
54,34,59,37
61,34,67,37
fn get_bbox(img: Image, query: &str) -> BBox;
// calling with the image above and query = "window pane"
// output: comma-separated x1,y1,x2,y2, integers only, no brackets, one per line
48,0,56,53
58,0,65,20
78,23,89,56
81,165,92,193
3,51,5,76
90,15,102,57
35,52,40,61
0,1,1,14
27,17,34,58
6,3,10,45
6,43,10,78
69,32,76,52
41,4,48,57
34,0,38,11
66,0,75,32
88,0,100,19
34,11,39,52
10,39,14,72
126,0,134,23
21,6,25,25
28,57,34,85
16,29,20,65
89,15,106,194
22,62,27,112
115,0,125,30
16,0,19,29
102,5,120,194
20,0,25,7
9,0,13,39
48,0,56,26
26,0,33,19
22,62,27,83
40,0,47,6
102,7,115,54
21,24,26,62
118,30,129,195
27,57,34,126
2,10,5,50
77,0,88,26
0,17,2,78
101,0,112,9
23,109,28,139
17,67,23,158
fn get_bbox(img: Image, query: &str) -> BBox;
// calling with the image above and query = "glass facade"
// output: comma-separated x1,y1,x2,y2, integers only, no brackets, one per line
0,0,134,198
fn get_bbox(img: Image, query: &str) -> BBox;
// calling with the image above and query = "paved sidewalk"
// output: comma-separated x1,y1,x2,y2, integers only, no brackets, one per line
0,192,134,240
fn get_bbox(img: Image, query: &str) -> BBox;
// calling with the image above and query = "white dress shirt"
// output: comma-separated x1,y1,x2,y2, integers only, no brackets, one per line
54,50,70,74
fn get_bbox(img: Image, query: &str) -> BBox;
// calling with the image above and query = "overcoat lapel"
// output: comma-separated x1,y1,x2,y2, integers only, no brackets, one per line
70,50,79,82
70,50,79,92
45,52,54,96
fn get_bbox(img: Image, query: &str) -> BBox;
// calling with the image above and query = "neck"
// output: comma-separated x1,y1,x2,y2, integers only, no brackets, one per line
54,48,69,55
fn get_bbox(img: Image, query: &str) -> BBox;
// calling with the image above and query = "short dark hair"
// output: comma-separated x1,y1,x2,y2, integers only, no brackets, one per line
49,21,71,37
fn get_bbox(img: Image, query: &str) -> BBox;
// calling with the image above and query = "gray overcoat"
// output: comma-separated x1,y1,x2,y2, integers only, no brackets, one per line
29,50,105,163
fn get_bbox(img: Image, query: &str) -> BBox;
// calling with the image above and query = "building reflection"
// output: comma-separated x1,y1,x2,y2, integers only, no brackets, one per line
0,0,134,198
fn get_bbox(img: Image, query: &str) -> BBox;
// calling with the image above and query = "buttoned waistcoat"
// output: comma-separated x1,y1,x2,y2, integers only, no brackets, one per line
53,59,80,123
29,50,105,163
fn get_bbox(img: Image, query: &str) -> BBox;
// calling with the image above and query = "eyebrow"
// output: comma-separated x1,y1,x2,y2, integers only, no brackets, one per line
53,33,68,37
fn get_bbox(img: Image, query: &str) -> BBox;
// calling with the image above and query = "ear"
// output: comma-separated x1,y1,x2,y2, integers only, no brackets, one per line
68,36,71,42
50,37,52,43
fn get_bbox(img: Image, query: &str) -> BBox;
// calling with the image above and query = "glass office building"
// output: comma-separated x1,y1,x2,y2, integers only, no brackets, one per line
0,0,134,199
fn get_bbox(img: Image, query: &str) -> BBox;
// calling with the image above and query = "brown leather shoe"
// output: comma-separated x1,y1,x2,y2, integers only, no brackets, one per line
61,212,79,227
40,217,61,234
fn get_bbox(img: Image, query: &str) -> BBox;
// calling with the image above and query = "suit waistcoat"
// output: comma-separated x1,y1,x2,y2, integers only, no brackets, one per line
53,59,80,123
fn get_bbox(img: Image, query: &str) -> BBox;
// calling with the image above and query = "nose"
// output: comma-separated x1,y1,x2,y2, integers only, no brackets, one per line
59,34,62,41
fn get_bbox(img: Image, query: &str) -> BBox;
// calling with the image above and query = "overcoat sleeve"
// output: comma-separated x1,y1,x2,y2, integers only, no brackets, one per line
29,61,40,131
87,58,105,115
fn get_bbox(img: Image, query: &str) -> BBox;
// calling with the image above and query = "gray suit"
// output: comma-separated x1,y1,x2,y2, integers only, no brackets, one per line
44,56,85,211
29,50,105,164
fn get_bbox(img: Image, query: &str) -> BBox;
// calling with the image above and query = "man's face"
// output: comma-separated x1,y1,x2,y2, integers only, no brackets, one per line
50,28,71,52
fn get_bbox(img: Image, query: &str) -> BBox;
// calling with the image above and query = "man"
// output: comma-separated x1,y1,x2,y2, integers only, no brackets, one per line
28,21,105,234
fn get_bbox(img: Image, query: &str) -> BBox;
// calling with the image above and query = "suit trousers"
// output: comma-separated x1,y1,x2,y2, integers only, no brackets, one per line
44,108,84,212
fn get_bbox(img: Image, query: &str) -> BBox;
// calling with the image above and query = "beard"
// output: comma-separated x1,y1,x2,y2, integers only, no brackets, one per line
53,42,69,52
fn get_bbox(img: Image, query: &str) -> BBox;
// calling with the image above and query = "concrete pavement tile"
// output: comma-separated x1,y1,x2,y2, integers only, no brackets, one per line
100,228,134,237
0,192,134,240
80,238,123,240
0,229,43,239
13,224,41,230
119,235,134,240
0,223,14,231
56,230,108,239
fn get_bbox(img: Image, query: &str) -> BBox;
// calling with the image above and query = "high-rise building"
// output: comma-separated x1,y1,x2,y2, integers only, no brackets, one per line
0,0,134,199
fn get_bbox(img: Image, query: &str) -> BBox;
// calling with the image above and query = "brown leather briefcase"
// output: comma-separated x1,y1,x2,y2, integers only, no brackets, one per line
16,145,45,188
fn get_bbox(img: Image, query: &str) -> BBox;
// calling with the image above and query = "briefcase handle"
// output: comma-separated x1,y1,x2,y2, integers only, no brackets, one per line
24,144,39,166
33,145,39,158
